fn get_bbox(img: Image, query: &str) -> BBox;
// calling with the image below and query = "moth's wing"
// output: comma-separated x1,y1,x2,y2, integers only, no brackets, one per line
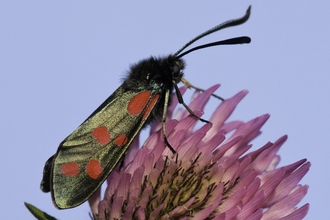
40,155,54,192
51,88,160,209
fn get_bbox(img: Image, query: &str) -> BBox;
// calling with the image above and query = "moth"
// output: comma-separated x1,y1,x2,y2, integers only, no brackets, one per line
41,6,251,209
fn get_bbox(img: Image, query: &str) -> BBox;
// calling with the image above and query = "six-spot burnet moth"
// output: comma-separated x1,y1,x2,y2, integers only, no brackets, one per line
40,6,251,209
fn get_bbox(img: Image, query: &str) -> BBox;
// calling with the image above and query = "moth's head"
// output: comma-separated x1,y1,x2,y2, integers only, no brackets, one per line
167,55,185,84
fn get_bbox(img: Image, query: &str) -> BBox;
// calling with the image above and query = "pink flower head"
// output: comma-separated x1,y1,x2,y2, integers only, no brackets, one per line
90,85,310,220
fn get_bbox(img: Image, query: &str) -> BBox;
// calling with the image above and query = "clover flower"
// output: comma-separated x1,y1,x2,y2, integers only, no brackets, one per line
90,85,310,220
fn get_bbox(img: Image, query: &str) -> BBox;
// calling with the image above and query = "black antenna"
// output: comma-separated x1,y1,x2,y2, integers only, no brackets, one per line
174,6,251,58
177,36,250,58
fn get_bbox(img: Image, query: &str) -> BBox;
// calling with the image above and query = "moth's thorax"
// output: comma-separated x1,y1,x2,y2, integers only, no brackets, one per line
124,56,185,93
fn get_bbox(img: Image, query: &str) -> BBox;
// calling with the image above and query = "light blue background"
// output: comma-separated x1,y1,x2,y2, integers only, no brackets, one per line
1,1,328,219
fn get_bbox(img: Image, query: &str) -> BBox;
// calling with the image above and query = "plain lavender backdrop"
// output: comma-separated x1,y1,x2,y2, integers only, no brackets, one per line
1,1,328,219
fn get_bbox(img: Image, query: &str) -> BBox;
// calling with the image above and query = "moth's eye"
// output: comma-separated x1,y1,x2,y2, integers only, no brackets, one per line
173,65,180,76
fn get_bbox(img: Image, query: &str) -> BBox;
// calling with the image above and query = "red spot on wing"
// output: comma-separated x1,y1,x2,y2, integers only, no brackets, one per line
92,126,111,145
127,91,151,115
86,159,103,179
114,134,128,146
142,94,159,120
61,162,80,177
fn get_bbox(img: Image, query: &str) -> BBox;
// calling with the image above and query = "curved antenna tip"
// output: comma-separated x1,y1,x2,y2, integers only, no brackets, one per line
174,6,252,57
242,36,251,44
